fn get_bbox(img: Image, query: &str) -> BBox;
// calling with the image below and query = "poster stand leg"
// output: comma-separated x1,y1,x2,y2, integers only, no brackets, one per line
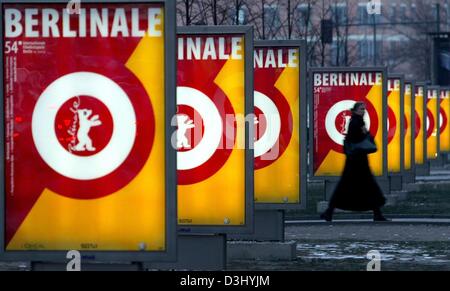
227,210,296,261
389,174,403,191
402,170,415,184
145,233,227,271
415,162,431,176
324,180,338,201
431,157,445,168
228,210,284,242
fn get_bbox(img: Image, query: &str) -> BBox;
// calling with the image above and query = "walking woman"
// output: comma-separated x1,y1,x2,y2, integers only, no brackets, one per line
320,102,389,222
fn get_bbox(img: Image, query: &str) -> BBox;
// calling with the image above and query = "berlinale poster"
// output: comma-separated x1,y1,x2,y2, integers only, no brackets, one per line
439,89,450,153
4,3,169,251
404,82,413,171
253,46,300,204
312,70,385,177
415,85,425,165
427,88,439,160
387,77,402,173
176,33,247,226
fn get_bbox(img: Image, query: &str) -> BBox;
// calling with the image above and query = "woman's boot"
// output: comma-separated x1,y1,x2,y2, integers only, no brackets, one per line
320,207,334,222
373,208,390,221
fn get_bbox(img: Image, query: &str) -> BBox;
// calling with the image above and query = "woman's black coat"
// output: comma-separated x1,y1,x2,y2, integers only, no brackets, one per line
329,114,386,211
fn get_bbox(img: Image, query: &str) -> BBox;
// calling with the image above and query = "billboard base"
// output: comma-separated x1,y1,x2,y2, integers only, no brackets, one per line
415,163,431,176
402,170,416,184
324,180,337,201
430,157,445,168
377,177,390,198
389,174,403,191
145,234,226,271
441,154,450,164
227,210,284,242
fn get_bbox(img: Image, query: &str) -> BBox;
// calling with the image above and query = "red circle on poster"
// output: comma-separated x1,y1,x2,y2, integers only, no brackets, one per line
35,66,155,200
427,109,435,138
387,106,397,144
414,110,421,139
327,100,379,154
440,107,448,133
55,96,113,157
177,87,236,185
254,89,293,170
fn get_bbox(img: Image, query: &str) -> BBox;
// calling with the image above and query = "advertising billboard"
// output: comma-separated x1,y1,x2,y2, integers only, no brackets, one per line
414,84,426,165
253,41,306,209
310,68,387,178
404,82,414,171
1,1,177,262
426,87,440,160
387,76,404,174
439,88,450,153
176,26,253,233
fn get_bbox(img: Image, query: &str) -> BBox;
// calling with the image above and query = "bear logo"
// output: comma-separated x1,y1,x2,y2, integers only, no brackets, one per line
72,109,102,152
176,114,195,149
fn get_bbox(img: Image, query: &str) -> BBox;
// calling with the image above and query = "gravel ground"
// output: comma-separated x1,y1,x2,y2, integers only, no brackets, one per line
227,223,450,271
285,223,450,242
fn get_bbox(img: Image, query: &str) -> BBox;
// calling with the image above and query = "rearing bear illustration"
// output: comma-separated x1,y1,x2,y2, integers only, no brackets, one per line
72,109,102,152
176,115,195,149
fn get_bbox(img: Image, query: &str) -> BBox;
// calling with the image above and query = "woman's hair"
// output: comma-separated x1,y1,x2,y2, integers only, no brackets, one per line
351,102,365,114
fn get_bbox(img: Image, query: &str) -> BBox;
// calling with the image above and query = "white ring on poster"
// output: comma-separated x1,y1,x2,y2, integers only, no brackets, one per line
32,72,136,180
254,91,281,158
177,86,223,171
325,100,371,146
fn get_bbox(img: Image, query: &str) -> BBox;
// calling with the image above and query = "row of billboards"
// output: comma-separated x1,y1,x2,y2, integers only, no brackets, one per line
0,1,448,265
0,1,307,263
311,70,450,180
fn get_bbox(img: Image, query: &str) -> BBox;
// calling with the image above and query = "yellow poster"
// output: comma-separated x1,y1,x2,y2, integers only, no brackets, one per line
254,46,300,204
415,85,425,165
5,4,168,251
404,83,412,170
427,89,439,160
176,34,247,225
439,90,450,153
387,78,402,173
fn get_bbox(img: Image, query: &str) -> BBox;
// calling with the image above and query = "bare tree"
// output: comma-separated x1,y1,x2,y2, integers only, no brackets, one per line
388,2,442,80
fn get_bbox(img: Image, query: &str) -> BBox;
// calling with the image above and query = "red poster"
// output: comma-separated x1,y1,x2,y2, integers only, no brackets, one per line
176,34,246,225
312,71,384,177
3,3,168,251
253,46,300,204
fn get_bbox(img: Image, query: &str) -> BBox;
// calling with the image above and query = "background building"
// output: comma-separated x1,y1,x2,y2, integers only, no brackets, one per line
177,0,450,81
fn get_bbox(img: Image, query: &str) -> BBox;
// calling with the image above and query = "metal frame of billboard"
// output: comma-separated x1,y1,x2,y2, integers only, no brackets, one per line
387,74,405,176
415,82,428,165
253,40,307,211
404,80,416,174
0,0,177,263
176,26,254,234
308,67,388,182
426,85,441,160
